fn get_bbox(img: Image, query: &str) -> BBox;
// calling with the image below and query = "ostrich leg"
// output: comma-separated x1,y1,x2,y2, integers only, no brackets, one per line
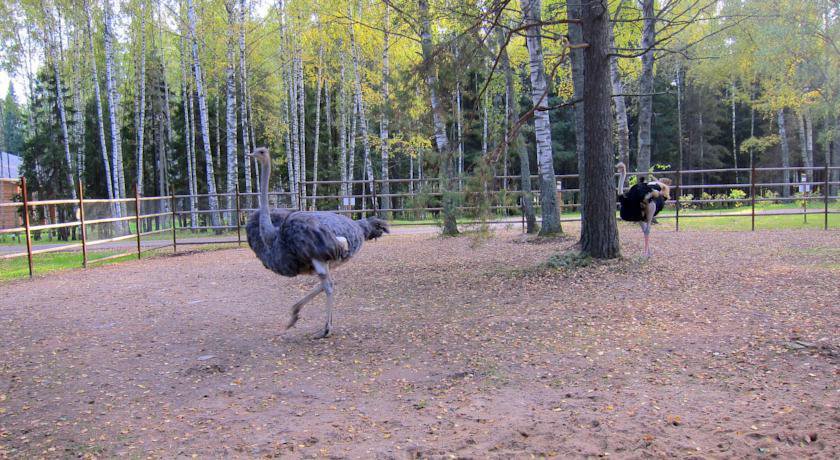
286,284,325,330
312,260,335,339
641,201,657,258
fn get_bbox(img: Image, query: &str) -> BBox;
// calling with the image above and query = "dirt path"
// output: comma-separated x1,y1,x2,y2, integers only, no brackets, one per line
1,228,838,458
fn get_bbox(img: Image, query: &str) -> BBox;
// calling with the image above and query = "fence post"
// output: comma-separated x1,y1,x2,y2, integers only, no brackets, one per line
675,168,681,232
78,179,88,268
170,192,178,253
825,160,830,230
750,164,756,231
235,182,242,246
134,187,142,259
20,176,33,278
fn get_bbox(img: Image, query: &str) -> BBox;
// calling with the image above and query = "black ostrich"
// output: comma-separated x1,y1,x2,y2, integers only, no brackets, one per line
246,147,389,338
616,162,671,258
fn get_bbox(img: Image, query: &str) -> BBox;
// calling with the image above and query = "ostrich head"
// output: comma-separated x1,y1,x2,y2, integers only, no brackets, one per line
249,146,271,166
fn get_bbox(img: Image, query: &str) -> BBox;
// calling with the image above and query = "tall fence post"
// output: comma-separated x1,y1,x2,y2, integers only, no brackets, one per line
170,192,178,253
20,176,33,278
134,187,142,259
825,161,830,230
675,168,681,232
78,179,88,268
750,164,756,231
235,182,242,246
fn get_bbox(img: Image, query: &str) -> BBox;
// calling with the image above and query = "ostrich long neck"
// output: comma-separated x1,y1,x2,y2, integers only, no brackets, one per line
258,157,278,244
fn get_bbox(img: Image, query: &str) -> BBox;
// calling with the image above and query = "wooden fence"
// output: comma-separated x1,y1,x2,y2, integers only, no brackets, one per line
1,165,838,278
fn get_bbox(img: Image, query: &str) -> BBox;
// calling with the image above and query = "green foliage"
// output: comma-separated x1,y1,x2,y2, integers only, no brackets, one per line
546,251,592,270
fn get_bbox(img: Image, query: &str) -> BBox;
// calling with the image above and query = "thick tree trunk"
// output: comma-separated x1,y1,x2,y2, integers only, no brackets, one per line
798,111,814,183
580,0,620,259
419,0,458,235
225,0,238,225
84,0,116,213
135,1,147,196
287,53,300,204
568,0,585,213
187,0,221,227
609,21,630,168
379,4,392,218
636,0,655,176
520,0,561,235
778,108,791,197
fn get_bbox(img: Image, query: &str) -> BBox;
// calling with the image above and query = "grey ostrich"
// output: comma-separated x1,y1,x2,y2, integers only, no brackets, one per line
246,147,389,338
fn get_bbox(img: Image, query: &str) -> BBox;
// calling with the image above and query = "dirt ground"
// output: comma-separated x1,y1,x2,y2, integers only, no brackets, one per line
1,226,838,459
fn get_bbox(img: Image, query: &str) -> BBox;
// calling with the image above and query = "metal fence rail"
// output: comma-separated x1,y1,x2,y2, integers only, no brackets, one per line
1,165,838,278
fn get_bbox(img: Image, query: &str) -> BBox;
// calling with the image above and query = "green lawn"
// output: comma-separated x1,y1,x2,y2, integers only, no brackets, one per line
0,250,135,281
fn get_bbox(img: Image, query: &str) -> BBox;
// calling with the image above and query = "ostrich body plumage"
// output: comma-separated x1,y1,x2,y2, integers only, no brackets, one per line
246,209,385,277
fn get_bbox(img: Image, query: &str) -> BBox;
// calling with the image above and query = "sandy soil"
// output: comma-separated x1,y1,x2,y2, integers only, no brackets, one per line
1,226,838,459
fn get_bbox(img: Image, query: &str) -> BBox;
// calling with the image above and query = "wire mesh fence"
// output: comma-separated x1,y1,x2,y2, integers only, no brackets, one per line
1,165,838,277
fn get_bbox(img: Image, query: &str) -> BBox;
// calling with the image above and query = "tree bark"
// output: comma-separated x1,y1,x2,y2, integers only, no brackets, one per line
225,0,238,224
520,0,560,235
500,32,536,233
104,0,127,220
348,13,377,211
379,4,392,218
296,50,305,208
239,0,253,205
312,47,323,211
44,9,78,205
731,82,738,182
187,0,221,227
568,0,585,213
71,31,86,182
636,0,655,176
179,32,197,227
419,0,458,235
778,108,791,197
339,57,349,204
84,0,116,214
609,20,630,168
135,1,147,196
580,0,620,259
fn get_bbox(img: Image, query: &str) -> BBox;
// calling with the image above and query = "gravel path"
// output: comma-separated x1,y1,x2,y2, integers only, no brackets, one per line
0,228,837,458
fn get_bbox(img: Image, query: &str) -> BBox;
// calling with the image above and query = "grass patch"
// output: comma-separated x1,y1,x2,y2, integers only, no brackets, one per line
546,251,593,270
0,250,134,281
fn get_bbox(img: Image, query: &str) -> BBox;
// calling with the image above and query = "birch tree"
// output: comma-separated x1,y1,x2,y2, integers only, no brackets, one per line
636,0,656,176
225,0,238,224
520,0,560,235
186,0,221,227
379,3,391,217
419,0,457,235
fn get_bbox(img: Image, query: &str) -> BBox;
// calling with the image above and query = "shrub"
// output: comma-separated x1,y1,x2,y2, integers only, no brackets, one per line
678,193,695,209
729,189,747,208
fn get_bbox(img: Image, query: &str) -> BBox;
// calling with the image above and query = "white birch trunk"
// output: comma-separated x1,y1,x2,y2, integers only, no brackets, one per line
348,14,376,211
312,47,323,211
636,0,655,176
180,34,197,227
225,0,238,224
608,21,630,167
84,0,116,214
239,0,252,203
339,58,349,204
379,4,392,217
187,0,221,226
135,0,147,196
778,108,791,197
296,51,305,208
520,0,560,235
71,30,86,182
104,0,126,221
45,12,78,204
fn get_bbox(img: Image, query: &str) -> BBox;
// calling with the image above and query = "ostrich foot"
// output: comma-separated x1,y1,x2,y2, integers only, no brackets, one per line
312,327,332,339
285,314,300,330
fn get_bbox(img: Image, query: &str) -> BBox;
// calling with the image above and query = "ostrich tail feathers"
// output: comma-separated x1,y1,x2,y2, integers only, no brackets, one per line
358,216,390,240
